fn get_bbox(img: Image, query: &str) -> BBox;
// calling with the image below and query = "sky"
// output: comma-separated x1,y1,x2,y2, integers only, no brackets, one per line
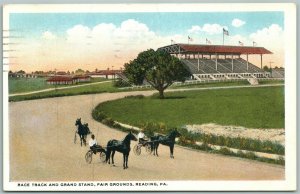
6,12,284,72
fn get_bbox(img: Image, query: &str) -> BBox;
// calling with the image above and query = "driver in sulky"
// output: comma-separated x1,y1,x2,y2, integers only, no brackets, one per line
89,134,101,154
137,129,147,146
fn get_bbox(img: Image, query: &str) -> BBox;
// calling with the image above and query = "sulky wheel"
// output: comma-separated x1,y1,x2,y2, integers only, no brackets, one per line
99,152,106,163
85,150,93,164
145,144,152,154
133,144,141,156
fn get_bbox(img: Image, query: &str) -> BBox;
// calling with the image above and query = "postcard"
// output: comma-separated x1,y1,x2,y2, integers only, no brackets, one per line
2,3,296,191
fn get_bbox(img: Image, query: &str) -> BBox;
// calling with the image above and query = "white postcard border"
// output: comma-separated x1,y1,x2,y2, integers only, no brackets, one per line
2,3,297,191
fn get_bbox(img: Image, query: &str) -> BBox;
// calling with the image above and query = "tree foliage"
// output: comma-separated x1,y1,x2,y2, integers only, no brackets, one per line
124,49,191,98
263,65,270,72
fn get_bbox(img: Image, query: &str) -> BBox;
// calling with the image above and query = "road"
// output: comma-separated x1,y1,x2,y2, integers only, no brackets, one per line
9,89,284,181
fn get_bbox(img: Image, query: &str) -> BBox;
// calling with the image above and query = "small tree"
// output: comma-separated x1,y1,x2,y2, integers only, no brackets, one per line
263,65,270,72
124,49,190,99
75,68,85,75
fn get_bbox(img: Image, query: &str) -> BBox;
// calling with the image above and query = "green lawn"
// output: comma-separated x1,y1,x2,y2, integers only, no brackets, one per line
9,77,109,94
9,81,117,101
95,86,284,129
9,77,52,94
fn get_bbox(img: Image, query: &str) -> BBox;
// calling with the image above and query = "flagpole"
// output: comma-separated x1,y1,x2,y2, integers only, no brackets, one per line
223,31,224,45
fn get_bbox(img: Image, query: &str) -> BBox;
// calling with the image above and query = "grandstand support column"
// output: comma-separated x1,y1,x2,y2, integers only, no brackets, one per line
260,54,263,69
215,54,218,71
197,52,200,71
246,54,249,71
231,54,233,72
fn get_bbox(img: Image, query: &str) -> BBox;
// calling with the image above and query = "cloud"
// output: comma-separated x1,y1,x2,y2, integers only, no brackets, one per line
13,20,285,71
66,25,91,43
188,24,228,35
228,34,248,46
188,26,201,33
232,19,246,27
249,24,283,43
229,24,284,67
23,19,171,70
41,31,56,40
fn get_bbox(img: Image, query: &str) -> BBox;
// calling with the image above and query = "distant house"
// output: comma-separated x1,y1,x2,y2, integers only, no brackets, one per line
46,75,91,85
46,76,74,85
72,75,91,83
87,69,122,79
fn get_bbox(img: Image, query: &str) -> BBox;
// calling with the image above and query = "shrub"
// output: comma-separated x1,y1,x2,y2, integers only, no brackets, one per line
141,122,158,137
187,129,284,155
218,147,232,155
244,152,256,160
92,109,107,121
102,117,115,127
277,156,285,165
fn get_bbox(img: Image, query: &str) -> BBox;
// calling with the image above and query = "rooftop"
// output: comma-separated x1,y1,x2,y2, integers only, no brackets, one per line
158,44,273,55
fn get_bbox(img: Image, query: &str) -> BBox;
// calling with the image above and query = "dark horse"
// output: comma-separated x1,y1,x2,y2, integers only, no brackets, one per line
75,118,91,146
150,129,181,158
105,132,137,169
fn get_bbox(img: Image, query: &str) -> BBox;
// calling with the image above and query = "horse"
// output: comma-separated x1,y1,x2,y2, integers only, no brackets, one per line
105,132,137,169
150,129,181,159
74,118,91,146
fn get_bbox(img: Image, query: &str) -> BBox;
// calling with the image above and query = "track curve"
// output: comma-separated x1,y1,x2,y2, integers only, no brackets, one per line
9,91,284,181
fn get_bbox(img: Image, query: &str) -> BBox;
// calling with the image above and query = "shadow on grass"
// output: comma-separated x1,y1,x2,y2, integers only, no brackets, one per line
151,95,186,99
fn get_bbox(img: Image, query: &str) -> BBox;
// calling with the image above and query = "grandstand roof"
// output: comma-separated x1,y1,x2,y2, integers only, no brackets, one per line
158,44,273,55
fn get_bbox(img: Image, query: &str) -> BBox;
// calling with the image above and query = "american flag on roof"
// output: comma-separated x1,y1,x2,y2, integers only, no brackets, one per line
223,28,229,36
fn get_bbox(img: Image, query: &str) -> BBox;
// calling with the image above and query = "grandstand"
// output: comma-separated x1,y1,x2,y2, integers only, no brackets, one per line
158,44,276,81
271,68,285,78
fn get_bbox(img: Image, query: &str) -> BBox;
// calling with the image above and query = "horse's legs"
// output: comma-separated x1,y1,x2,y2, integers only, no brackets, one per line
111,151,115,166
152,143,156,156
170,144,174,159
123,154,126,169
105,149,111,164
83,135,87,146
80,135,83,147
155,144,159,156
126,153,129,168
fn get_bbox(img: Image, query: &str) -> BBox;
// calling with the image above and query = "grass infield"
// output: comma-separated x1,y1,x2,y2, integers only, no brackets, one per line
95,86,284,129
9,77,108,94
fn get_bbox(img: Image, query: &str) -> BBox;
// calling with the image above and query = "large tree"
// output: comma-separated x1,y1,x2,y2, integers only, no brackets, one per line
124,49,190,99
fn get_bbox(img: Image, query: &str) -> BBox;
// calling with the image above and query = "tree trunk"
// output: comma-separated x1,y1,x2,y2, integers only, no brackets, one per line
158,89,164,99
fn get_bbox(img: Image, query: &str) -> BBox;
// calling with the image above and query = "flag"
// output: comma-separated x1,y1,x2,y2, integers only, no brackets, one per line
223,28,229,36
206,38,211,44
253,41,257,46
171,39,175,44
188,36,193,41
238,41,244,46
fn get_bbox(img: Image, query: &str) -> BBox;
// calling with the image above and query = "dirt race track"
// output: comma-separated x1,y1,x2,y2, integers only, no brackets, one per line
9,91,284,181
